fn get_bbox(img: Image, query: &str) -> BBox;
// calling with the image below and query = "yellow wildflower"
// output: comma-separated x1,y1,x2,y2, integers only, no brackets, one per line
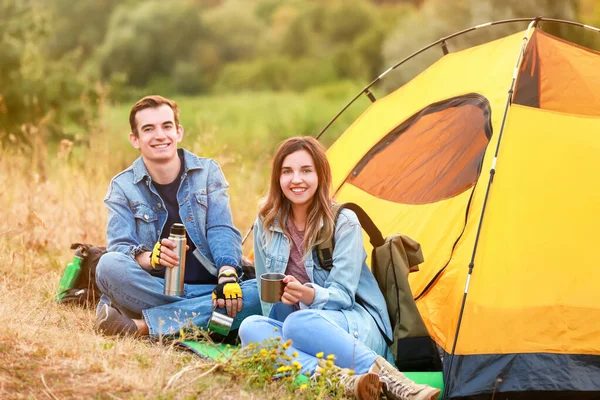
292,351,299,358
327,354,336,361
316,352,324,359
299,384,308,391
260,349,268,356
277,365,292,373
326,360,334,367
293,360,302,370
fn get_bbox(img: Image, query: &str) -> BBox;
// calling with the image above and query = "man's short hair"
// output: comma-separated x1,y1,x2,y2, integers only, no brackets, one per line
129,95,180,136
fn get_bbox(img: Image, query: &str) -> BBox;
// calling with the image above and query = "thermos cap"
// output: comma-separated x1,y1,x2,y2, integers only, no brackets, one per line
170,223,186,236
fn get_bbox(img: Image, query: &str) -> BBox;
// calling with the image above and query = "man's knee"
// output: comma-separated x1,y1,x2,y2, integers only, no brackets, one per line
240,278,257,293
239,279,259,303
96,251,137,289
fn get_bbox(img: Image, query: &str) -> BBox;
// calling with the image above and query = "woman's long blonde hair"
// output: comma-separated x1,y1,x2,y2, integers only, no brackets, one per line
258,136,335,257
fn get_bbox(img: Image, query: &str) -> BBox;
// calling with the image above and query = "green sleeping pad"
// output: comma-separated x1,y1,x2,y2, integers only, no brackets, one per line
179,341,444,392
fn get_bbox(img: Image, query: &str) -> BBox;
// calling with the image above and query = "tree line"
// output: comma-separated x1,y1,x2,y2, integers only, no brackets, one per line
2,0,596,149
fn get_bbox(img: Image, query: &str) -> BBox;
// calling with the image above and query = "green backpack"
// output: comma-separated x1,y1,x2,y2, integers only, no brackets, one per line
317,202,442,372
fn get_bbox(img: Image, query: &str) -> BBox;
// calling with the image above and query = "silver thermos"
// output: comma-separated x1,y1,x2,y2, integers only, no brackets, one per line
164,223,186,296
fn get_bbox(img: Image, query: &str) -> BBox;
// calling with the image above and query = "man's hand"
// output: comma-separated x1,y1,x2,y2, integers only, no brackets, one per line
146,238,189,271
212,267,243,318
282,275,315,306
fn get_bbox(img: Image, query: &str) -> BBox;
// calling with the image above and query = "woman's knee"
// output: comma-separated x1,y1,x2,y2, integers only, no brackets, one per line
282,310,347,346
281,310,318,340
239,315,279,346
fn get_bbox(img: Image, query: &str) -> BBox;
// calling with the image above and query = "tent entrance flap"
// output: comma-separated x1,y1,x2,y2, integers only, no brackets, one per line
347,94,492,205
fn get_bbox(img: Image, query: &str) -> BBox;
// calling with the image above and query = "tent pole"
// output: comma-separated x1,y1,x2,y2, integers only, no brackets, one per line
316,17,600,142
315,17,539,141
441,18,539,399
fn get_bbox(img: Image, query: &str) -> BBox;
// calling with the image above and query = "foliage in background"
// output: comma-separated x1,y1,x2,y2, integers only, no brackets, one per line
0,0,103,150
3,0,600,150
49,0,412,98
98,1,205,90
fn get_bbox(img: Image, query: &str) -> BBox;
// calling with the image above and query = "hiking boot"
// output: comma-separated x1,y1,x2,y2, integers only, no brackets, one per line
370,356,440,400
312,361,381,400
94,303,138,336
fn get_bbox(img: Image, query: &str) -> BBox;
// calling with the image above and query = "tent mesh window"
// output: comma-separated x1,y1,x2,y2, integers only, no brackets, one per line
348,94,492,205
514,30,600,117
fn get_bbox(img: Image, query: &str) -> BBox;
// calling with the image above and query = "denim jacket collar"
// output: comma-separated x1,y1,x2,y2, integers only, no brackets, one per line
132,148,204,184
270,214,285,234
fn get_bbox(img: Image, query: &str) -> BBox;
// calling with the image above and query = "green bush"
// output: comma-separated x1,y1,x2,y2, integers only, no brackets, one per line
332,45,369,82
0,0,102,149
323,0,375,44
215,57,291,91
98,1,204,87
173,61,207,95
215,56,341,92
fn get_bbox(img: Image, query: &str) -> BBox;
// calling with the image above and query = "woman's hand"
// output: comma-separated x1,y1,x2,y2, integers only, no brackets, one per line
282,275,315,306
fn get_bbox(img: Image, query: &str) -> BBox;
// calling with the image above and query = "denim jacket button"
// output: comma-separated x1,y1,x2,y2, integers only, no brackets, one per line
157,203,162,209
353,332,359,338
144,213,149,221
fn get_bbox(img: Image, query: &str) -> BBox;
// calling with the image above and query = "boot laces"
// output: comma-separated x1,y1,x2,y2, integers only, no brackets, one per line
380,375,413,398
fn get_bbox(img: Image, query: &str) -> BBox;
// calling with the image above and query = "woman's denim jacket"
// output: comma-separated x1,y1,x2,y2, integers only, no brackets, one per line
253,208,393,347
104,148,242,273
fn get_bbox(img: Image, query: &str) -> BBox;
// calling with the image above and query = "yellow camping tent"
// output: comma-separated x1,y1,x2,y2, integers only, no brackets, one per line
326,19,600,399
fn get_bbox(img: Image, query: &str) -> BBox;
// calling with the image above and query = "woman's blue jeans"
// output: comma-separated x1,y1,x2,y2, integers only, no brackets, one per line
239,310,379,375
96,251,261,337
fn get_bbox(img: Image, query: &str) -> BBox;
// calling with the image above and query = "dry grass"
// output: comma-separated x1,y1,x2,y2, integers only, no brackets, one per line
0,142,307,399
0,88,362,399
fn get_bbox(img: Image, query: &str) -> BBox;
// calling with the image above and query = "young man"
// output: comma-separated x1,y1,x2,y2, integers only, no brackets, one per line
94,95,261,337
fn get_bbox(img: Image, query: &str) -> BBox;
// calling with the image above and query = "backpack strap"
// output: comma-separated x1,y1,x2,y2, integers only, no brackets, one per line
317,203,345,270
317,202,385,270
342,203,385,248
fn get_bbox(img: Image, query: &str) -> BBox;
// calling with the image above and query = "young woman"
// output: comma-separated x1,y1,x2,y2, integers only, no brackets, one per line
239,137,440,400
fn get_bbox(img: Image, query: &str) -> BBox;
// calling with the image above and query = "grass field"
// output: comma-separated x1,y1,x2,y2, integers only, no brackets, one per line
0,88,369,399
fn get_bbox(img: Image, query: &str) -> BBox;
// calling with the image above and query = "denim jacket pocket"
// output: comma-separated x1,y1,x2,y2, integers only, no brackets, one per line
133,203,158,244
193,191,208,232
265,252,286,272
194,191,208,209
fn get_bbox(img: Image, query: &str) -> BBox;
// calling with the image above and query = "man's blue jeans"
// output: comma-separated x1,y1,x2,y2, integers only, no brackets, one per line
96,251,261,337
239,310,379,375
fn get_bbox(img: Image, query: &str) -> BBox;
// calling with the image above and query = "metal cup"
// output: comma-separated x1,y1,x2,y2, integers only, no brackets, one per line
260,273,286,303
207,310,234,336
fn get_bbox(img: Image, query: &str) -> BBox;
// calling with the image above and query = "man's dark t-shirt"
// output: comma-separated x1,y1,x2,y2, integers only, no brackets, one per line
152,156,217,285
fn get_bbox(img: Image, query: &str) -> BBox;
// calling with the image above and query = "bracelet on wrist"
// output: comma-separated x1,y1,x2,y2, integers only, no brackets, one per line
218,269,238,282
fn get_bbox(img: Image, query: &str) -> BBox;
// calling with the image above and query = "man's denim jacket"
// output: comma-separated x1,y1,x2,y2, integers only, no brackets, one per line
104,148,242,274
253,208,393,349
